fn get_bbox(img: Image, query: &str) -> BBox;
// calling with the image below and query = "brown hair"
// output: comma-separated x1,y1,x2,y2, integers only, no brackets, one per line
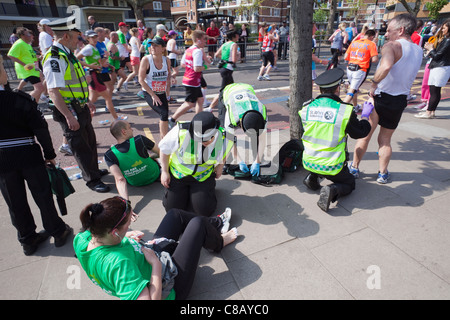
110,120,128,139
192,30,206,42
79,196,131,237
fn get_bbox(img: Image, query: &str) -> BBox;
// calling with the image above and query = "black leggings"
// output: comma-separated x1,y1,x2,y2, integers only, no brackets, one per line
143,91,169,121
153,209,224,300
427,85,442,112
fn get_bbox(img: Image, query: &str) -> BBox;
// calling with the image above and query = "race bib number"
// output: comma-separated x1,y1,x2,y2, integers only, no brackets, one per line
152,80,166,93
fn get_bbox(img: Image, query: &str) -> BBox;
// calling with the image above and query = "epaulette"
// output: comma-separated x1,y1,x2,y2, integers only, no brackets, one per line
302,99,313,107
178,122,190,130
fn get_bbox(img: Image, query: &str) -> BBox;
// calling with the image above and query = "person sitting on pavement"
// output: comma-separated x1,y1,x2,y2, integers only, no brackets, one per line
104,120,161,201
217,82,267,177
299,68,372,213
74,196,238,300
159,112,235,217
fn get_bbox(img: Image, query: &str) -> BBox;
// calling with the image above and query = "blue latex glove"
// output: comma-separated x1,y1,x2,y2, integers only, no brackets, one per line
250,162,260,176
361,101,374,119
239,161,249,173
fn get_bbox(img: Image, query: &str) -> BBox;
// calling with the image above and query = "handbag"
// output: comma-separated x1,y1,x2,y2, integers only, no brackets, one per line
46,164,75,216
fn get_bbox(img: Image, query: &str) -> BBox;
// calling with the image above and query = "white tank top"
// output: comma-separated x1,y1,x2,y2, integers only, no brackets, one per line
167,39,178,60
376,39,423,96
144,54,169,94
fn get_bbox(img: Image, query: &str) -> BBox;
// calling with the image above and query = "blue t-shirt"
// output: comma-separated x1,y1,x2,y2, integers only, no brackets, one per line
96,41,110,74
345,27,353,42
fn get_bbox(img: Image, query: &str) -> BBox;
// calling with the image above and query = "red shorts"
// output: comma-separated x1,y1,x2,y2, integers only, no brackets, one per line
89,71,107,92
130,56,140,66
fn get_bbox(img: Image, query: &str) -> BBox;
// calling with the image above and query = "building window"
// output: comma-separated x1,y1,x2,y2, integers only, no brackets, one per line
154,1,162,11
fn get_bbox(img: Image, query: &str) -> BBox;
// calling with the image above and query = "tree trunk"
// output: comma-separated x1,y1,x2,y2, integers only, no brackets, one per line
134,5,144,22
398,0,423,16
326,0,338,38
289,0,313,140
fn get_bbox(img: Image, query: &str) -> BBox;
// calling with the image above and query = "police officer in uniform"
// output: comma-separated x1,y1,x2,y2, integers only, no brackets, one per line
299,68,373,212
159,112,235,217
0,90,72,255
42,16,110,193
217,82,267,176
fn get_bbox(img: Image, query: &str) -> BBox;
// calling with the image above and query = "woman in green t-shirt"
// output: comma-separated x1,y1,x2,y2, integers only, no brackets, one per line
74,196,238,300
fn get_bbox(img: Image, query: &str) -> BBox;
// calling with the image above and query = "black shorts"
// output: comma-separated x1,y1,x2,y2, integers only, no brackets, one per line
97,72,111,83
143,91,169,121
170,59,178,68
184,86,203,103
120,56,130,68
208,44,217,53
262,51,275,67
201,76,207,88
219,68,234,91
23,76,41,85
374,92,407,130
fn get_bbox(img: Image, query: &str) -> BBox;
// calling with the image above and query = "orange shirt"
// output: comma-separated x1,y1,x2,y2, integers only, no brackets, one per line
345,38,378,72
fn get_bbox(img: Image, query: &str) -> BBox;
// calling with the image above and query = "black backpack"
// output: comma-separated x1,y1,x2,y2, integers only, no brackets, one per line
251,139,304,186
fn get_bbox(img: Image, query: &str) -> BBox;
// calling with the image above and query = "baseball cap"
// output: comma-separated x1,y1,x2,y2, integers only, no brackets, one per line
39,19,51,25
168,30,177,37
156,24,169,32
118,22,128,27
151,37,166,47
85,30,98,37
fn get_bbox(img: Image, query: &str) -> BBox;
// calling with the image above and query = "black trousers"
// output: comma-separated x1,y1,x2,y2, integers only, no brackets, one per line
53,105,101,188
308,165,355,201
153,209,223,300
0,163,66,245
163,173,217,217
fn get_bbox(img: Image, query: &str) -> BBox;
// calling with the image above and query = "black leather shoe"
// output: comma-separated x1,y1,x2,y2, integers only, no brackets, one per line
99,169,109,176
22,230,50,256
54,224,73,248
317,185,338,213
303,173,321,191
89,182,110,193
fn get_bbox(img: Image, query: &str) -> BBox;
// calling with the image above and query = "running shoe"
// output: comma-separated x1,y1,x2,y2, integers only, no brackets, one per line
257,76,264,81
219,207,232,234
168,97,178,104
407,94,416,101
99,120,110,125
39,94,49,103
117,114,128,121
263,74,271,81
376,171,390,184
137,91,145,99
168,118,176,129
122,82,129,91
348,162,360,178
353,104,362,113
58,145,73,156
414,102,427,110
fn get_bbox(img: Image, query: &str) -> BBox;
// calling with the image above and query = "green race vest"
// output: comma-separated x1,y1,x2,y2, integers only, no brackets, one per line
83,44,101,67
222,83,267,126
299,97,353,175
43,46,89,104
169,124,234,182
111,137,160,186
221,41,234,69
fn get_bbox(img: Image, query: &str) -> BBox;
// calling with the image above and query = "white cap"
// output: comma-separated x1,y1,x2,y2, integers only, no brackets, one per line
39,19,51,25
156,24,168,32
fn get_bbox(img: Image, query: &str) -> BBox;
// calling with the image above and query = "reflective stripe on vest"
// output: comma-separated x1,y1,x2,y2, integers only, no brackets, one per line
223,83,267,126
169,126,234,182
299,97,353,175
43,47,89,104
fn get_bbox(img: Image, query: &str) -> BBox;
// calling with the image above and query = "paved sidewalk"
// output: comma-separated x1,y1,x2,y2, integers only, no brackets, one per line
1,65,450,300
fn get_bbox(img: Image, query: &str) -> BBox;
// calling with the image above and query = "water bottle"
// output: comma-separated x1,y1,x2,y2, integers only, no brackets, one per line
69,172,82,181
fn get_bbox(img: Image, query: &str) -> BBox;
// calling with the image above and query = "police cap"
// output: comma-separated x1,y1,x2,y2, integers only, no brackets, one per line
189,112,221,141
47,15,80,33
315,68,344,88
241,110,265,136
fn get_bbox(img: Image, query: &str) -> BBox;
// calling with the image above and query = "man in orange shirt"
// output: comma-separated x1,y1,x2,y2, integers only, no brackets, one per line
344,29,379,109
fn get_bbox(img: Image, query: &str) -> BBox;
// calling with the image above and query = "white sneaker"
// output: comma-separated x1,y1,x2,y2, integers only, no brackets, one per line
353,104,362,113
58,144,73,156
407,94,417,101
203,106,213,113
203,100,211,108
415,102,427,110
39,94,49,103
122,82,128,91
263,74,271,81
219,208,232,234
257,76,264,81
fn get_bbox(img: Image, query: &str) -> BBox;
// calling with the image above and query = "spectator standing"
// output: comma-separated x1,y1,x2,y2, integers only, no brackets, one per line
238,23,249,63
88,16,100,30
219,21,229,45
137,19,146,42
184,24,193,47
206,21,220,64
349,14,423,184
278,22,289,60
416,19,450,119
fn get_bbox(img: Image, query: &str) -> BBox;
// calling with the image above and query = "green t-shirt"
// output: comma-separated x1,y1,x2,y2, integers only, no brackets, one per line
73,230,176,300
7,39,40,79
117,30,127,45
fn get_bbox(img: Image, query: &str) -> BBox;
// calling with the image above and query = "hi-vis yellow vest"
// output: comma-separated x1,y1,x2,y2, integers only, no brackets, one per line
169,124,235,182
43,46,89,104
299,97,353,176
223,83,267,126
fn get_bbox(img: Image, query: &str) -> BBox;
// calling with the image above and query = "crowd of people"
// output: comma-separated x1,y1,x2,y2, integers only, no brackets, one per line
0,12,449,300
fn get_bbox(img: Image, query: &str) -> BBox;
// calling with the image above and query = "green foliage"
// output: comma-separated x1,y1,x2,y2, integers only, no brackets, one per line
426,0,449,20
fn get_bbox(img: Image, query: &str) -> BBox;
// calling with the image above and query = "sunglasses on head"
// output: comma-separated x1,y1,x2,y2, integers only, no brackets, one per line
111,196,131,231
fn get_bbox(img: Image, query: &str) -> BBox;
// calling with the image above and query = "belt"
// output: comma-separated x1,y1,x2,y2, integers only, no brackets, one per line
0,137,36,149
